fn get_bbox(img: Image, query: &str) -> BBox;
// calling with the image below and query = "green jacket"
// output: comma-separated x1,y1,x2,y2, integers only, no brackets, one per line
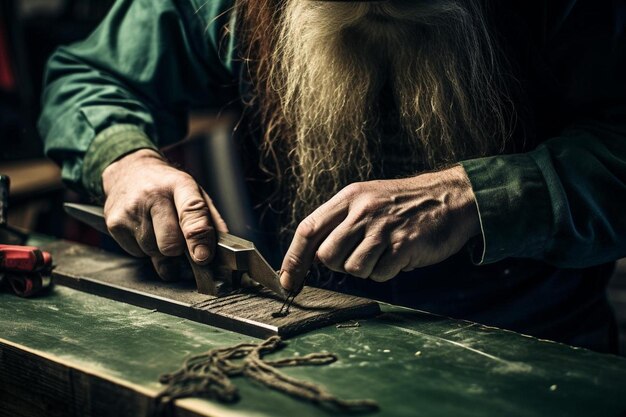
39,0,626,351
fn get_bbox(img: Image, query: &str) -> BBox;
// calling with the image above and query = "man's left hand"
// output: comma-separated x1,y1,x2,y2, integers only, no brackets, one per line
280,165,481,292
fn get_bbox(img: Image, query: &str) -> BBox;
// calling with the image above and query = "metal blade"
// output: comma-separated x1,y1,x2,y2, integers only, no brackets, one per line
215,232,287,297
63,203,286,298
64,203,108,235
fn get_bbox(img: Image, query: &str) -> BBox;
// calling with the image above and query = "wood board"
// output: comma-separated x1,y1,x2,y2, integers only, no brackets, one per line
4,282,626,417
43,240,380,339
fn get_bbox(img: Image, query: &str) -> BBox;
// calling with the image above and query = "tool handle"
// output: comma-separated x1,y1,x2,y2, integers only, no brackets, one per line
0,244,52,272
5,273,52,297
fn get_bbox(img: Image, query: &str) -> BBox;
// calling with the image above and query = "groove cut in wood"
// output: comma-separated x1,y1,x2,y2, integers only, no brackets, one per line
43,240,380,339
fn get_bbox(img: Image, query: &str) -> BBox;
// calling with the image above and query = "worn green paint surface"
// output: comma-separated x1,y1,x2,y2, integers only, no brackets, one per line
1,286,626,417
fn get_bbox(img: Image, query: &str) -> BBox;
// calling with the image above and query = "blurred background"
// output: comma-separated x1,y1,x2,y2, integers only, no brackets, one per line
0,0,624,354
0,0,115,240
0,0,244,247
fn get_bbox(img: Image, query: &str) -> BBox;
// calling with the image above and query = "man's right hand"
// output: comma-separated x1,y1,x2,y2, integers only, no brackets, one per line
101,149,228,281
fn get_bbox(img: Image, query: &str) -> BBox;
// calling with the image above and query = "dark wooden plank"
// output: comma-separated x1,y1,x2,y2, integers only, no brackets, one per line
43,240,380,339
0,338,214,417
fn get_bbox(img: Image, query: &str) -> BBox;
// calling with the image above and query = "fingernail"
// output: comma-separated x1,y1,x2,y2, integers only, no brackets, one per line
193,245,210,262
279,270,292,291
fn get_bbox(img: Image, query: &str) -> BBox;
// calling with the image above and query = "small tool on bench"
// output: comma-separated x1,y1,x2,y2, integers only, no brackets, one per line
0,244,53,297
64,203,287,299
0,175,53,297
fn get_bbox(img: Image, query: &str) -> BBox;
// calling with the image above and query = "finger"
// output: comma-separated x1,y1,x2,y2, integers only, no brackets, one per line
151,254,194,282
370,246,411,282
280,196,350,291
343,235,387,279
316,218,363,273
200,188,229,233
105,214,145,257
134,218,162,257
151,200,185,257
173,180,215,265
110,229,144,257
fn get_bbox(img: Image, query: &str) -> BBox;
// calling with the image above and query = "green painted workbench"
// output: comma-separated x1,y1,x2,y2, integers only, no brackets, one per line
1,283,626,417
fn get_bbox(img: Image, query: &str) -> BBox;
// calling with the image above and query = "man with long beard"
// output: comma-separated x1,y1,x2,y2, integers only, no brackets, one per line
39,0,626,353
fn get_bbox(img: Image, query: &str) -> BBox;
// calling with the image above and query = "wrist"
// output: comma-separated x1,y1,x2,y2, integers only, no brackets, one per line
102,149,166,196
441,165,481,239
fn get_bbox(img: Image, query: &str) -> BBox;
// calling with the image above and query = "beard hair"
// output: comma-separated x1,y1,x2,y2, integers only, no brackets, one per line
237,0,517,234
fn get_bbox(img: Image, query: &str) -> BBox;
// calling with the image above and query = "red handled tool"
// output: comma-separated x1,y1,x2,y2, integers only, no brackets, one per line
0,244,52,272
0,175,53,297
0,244,53,297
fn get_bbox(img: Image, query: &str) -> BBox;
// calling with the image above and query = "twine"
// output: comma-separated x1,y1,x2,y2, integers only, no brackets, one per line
153,336,379,415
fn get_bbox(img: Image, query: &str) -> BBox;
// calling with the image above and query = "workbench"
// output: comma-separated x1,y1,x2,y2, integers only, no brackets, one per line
2,280,626,417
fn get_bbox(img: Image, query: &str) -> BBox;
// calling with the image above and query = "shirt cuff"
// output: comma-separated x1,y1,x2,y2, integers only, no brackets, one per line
459,153,553,265
82,124,158,199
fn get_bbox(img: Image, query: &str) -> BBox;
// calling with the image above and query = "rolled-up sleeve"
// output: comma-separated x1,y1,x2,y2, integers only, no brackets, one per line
38,0,236,198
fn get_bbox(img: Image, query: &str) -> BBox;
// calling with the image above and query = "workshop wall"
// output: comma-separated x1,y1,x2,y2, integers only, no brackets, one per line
0,0,114,237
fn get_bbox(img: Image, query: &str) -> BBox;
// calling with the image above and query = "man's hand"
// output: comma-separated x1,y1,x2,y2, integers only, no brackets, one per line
102,149,228,280
280,165,480,291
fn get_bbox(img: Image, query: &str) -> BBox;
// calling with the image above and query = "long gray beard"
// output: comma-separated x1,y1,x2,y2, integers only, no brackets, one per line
270,0,514,226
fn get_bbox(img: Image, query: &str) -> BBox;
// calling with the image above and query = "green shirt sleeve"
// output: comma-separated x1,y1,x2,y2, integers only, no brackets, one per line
38,0,237,199
461,119,626,268
460,2,626,268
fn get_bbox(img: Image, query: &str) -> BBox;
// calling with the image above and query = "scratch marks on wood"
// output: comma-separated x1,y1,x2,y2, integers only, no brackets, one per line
443,323,477,335
389,324,507,363
389,323,534,374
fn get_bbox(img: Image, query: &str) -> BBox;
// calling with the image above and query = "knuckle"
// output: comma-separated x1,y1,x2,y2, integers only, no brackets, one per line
158,240,184,256
315,246,331,263
344,261,367,278
341,182,365,198
179,197,209,218
150,192,173,208
390,241,405,257
105,213,130,234
283,253,305,273
358,199,375,213
369,271,392,282
366,235,385,248
295,216,318,240
182,223,212,241
179,210,212,241
164,169,193,188
316,247,340,270
353,201,377,218
177,170,195,183
105,200,142,228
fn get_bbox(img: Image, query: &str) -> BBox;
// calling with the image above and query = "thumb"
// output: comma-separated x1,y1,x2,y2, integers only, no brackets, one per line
173,180,215,265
